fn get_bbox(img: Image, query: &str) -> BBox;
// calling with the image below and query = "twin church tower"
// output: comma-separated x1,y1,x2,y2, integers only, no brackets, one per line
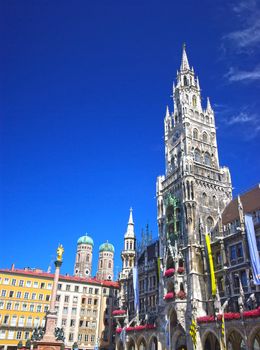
73,234,115,281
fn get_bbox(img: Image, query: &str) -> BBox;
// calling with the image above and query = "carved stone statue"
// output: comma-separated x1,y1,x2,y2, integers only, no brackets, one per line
31,327,44,341
54,327,65,342
56,244,64,262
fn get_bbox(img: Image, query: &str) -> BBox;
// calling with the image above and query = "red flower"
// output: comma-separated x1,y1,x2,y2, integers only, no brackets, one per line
164,292,175,300
112,309,126,316
164,268,175,277
243,307,260,318
177,290,186,299
116,328,122,333
177,267,184,274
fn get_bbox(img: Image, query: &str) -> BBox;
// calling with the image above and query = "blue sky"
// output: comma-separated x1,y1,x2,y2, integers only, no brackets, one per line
1,0,259,277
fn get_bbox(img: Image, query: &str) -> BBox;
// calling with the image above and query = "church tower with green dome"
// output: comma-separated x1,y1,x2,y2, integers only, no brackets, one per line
74,233,94,278
96,242,115,281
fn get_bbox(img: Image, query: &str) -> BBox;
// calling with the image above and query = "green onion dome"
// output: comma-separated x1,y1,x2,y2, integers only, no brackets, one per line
99,241,114,253
77,234,94,246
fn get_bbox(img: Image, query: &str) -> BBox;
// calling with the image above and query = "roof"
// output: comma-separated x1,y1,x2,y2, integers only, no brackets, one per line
0,268,119,288
222,184,260,225
99,242,114,253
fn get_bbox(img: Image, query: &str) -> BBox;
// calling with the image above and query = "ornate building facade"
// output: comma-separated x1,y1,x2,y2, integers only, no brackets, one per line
115,46,260,350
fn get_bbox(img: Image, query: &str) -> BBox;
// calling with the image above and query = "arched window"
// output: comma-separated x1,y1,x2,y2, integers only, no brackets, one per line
108,261,111,269
202,193,207,206
100,260,103,268
205,152,211,166
194,149,200,162
86,254,89,262
203,132,208,143
205,115,209,123
193,128,198,139
207,216,214,229
126,242,129,250
184,76,188,86
192,95,197,107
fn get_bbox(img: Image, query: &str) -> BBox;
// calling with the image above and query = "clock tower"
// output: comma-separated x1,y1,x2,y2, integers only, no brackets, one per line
157,44,233,348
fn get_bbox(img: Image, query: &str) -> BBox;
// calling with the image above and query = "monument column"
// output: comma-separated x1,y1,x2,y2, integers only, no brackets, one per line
33,244,65,350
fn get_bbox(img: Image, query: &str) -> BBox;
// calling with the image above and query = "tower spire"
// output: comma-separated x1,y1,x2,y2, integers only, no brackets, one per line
180,43,190,71
125,207,135,238
206,97,213,112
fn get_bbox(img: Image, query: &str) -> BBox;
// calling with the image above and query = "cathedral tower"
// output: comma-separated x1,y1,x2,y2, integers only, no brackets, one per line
156,44,232,347
74,234,94,278
96,242,115,281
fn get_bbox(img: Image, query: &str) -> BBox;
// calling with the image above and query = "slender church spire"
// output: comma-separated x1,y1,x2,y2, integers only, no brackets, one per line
180,43,190,71
125,207,135,238
206,97,213,112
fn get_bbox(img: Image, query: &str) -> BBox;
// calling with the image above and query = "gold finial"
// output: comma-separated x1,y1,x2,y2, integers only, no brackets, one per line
56,244,64,261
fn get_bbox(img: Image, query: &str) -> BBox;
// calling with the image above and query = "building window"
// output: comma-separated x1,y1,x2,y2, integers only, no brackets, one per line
18,316,25,327
94,299,98,306
11,279,16,286
44,306,48,312
33,282,38,288
7,330,15,339
16,331,22,340
19,280,24,287
32,293,36,300
3,278,9,285
1,290,6,297
73,296,78,303
70,319,76,327
205,152,211,166
6,302,12,310
83,287,87,293
24,331,30,340
30,304,35,312
40,283,45,289
36,305,41,312
0,330,6,340
193,128,198,139
46,295,50,301
88,298,92,305
24,292,29,299
95,288,99,294
69,333,74,341
84,334,88,342
64,296,69,303
91,335,95,343
10,315,17,326
74,285,79,292
203,132,208,142
194,149,200,162
22,303,27,311
0,302,4,309
27,317,33,326
26,281,32,287
63,307,68,314
3,315,9,324
72,307,77,315
34,318,40,327
58,284,62,290
47,283,52,290
56,295,60,302
230,242,244,265
14,303,19,310
89,288,93,294
62,319,66,326
39,294,43,300
66,285,71,291
17,291,21,298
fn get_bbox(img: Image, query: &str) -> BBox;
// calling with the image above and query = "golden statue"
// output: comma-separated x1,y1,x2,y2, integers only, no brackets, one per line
56,244,64,261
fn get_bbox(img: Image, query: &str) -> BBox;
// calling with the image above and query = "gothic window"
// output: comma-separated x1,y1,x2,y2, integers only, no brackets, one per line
126,242,129,250
194,149,200,162
193,128,198,139
205,115,209,123
130,242,133,250
203,132,208,143
207,216,214,229
202,193,207,206
192,95,197,107
205,152,211,166
184,76,188,86
212,195,217,207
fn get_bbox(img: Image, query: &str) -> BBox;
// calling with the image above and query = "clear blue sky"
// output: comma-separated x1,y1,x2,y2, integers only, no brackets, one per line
1,0,259,277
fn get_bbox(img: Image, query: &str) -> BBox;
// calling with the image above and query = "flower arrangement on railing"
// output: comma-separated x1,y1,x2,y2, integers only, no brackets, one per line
177,266,185,274
112,309,126,316
164,268,175,277
164,292,175,300
243,307,260,318
116,324,156,334
176,290,186,300
197,307,260,324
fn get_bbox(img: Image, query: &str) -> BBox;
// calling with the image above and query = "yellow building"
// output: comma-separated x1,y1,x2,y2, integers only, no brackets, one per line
0,267,53,350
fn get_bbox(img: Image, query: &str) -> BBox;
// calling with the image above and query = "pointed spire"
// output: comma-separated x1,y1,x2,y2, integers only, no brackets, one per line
180,43,190,71
165,105,170,118
196,76,200,90
172,81,175,93
125,208,135,238
206,97,213,112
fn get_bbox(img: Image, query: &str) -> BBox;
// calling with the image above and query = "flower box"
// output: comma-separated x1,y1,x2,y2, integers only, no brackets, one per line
164,268,175,277
177,290,186,299
177,267,185,274
116,328,122,334
164,292,175,300
112,309,126,316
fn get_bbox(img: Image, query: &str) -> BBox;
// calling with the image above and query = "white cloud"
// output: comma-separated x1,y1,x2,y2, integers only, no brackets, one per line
226,112,256,125
225,66,260,82
225,22,260,49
